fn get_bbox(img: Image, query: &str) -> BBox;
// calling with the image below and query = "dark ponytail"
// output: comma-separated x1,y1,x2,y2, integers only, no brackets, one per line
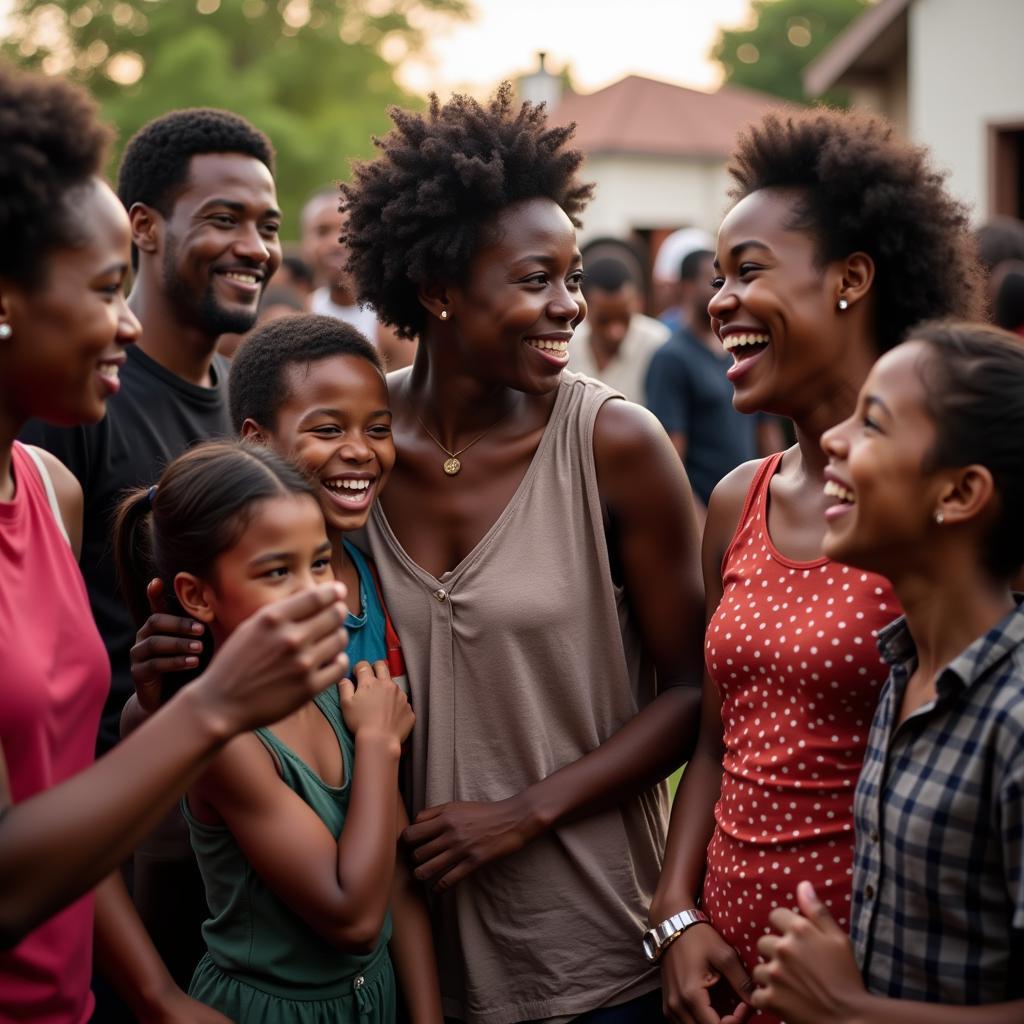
112,485,161,628
114,438,320,628
912,321,1024,579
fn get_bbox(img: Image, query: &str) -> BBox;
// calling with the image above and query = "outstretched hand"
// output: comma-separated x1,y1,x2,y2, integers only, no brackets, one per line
751,881,870,1024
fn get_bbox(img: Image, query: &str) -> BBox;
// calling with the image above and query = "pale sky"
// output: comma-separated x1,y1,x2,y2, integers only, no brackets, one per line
400,0,756,97
0,0,756,98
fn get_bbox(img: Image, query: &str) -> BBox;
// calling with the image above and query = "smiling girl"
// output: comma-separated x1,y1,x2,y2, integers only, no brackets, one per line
228,315,404,689
114,438,439,1023
650,109,982,1024
752,321,1024,1023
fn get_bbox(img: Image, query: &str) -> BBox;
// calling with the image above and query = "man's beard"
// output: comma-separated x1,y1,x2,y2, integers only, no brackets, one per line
162,243,261,337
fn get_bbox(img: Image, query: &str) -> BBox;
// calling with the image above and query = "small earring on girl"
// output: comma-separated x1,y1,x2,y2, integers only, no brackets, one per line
439,309,449,320
0,323,12,339
837,298,849,311
934,510,945,525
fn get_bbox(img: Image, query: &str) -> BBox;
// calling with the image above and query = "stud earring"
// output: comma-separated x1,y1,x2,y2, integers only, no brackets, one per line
439,309,449,320
0,323,11,339
837,298,849,311
934,510,945,525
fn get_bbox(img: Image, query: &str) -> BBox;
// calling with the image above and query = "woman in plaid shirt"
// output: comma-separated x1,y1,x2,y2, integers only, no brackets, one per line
752,321,1024,1023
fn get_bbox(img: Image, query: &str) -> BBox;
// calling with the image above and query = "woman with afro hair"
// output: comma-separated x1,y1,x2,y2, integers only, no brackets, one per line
649,111,983,1024
0,65,350,1023
342,83,705,1023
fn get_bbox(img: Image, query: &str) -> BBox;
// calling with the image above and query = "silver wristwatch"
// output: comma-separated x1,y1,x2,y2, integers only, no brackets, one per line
642,908,710,962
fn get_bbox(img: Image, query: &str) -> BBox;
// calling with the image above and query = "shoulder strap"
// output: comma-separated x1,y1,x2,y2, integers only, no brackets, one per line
718,452,783,578
22,445,71,546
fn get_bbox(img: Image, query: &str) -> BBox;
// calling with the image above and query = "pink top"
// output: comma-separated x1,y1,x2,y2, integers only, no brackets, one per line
0,442,108,1024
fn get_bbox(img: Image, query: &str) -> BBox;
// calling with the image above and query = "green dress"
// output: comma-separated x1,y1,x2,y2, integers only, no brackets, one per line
183,680,396,1023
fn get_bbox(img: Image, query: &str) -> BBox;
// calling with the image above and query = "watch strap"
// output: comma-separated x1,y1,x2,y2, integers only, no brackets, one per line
642,908,710,962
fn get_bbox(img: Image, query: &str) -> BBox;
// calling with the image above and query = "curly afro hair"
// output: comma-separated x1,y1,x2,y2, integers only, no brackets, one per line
340,82,594,339
728,109,982,352
117,108,274,266
229,313,382,433
0,63,112,287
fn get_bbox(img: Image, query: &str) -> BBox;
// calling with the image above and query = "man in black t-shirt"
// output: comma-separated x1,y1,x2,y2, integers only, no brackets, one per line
23,108,282,751
21,108,282,997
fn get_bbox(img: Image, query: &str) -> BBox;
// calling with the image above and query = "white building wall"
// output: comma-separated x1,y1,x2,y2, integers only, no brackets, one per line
909,0,1024,220
577,154,735,242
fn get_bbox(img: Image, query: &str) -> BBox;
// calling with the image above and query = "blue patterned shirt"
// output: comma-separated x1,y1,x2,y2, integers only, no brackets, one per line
850,599,1024,1003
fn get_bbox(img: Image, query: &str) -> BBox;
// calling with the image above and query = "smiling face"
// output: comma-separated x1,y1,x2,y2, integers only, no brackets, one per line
183,491,332,642
709,188,856,416
443,198,586,394
820,341,945,574
264,354,395,534
0,178,140,427
160,152,282,336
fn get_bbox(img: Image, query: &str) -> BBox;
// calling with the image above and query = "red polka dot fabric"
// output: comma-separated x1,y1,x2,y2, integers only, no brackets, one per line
702,453,898,1023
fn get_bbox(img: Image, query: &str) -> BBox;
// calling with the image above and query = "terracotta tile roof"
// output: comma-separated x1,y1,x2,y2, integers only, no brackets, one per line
552,75,794,159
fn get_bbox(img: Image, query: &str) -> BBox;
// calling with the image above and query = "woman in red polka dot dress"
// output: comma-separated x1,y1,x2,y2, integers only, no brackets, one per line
649,109,982,1024
700,455,895,1000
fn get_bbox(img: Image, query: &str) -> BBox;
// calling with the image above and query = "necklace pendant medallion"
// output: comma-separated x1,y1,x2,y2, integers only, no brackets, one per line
443,457,462,476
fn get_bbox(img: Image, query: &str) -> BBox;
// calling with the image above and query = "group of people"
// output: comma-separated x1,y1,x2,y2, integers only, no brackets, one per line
1,56,1023,1024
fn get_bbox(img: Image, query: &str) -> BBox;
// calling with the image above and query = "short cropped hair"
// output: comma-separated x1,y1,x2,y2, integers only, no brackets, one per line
229,313,382,433
680,249,714,282
117,108,274,267
0,64,112,286
582,258,635,296
341,82,593,339
728,109,982,353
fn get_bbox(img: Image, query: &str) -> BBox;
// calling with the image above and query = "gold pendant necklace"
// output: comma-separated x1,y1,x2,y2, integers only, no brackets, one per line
417,412,511,477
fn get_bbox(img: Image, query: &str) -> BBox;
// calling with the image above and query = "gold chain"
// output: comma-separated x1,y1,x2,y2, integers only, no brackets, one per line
416,412,511,476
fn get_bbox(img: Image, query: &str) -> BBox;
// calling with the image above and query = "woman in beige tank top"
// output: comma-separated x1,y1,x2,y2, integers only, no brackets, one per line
341,84,704,1024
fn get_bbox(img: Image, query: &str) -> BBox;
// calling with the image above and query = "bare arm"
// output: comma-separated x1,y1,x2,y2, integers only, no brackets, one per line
406,400,705,890
653,460,762,1024
388,804,444,1023
93,872,230,1023
0,584,348,948
192,662,412,952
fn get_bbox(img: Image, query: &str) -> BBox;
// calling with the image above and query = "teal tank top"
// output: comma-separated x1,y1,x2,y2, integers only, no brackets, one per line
342,539,388,669
183,541,395,1009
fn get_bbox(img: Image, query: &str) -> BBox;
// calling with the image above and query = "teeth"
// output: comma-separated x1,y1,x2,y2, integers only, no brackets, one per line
526,338,570,355
824,480,856,504
323,479,371,493
224,271,258,285
97,363,120,381
722,332,771,352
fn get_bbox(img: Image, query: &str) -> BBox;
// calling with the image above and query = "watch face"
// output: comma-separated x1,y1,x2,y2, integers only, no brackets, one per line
642,932,658,962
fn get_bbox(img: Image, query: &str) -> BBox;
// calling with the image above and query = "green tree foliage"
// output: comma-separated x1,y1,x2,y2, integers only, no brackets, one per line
712,0,870,104
1,0,468,238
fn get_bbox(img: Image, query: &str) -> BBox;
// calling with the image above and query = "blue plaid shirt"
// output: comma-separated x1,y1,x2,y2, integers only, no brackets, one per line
850,599,1024,1003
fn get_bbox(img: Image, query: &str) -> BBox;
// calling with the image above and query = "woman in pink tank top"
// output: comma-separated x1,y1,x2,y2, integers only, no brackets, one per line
0,67,351,1023
651,110,983,1024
